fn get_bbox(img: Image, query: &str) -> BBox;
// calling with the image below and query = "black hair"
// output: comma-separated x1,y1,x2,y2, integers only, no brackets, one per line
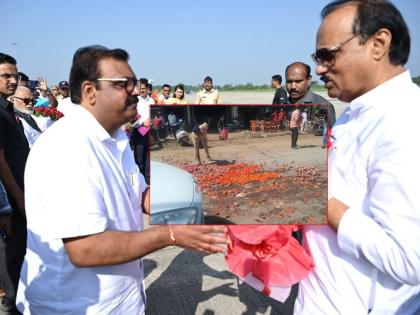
162,84,171,89
139,78,148,87
69,45,129,104
285,62,311,79
271,74,282,84
0,53,17,66
321,0,410,65
173,83,185,99
18,72,29,82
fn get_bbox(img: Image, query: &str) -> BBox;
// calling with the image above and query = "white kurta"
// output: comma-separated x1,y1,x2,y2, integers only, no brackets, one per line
296,71,420,315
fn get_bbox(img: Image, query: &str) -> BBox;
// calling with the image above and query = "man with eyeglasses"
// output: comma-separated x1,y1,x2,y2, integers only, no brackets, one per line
16,45,227,315
158,83,171,104
0,53,30,314
294,1,420,314
11,86,42,148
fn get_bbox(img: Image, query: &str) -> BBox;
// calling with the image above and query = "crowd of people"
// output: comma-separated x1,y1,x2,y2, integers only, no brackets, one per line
0,0,420,314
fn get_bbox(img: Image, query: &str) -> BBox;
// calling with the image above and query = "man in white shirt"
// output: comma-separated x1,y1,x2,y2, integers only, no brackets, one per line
16,45,227,315
130,78,158,182
295,1,420,314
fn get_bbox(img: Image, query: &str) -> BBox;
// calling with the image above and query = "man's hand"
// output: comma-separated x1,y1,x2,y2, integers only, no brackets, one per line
328,197,349,231
37,77,48,91
170,225,228,254
142,187,150,215
0,214,12,236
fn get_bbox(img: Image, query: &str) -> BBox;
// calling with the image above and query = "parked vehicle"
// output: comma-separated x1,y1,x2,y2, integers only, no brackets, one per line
175,121,190,146
312,118,325,136
150,161,204,224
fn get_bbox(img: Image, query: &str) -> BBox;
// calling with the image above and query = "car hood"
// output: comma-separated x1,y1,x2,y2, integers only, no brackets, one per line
150,161,196,213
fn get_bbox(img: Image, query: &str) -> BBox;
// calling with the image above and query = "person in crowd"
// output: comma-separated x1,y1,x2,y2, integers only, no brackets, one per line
191,120,212,164
285,61,336,145
17,72,29,87
295,1,420,314
167,111,180,138
49,85,60,98
16,45,227,315
56,80,76,116
0,53,30,314
33,77,58,108
131,78,156,181
152,112,166,140
289,105,302,149
278,108,286,131
271,74,288,104
300,108,308,133
57,80,70,100
195,76,222,104
158,84,171,104
167,83,187,104
11,86,42,148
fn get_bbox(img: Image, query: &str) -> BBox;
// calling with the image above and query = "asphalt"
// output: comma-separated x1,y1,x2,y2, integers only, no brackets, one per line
143,245,297,315
143,216,296,315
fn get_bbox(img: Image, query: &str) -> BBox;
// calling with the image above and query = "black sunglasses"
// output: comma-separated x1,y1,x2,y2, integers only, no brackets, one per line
311,33,360,66
14,96,36,105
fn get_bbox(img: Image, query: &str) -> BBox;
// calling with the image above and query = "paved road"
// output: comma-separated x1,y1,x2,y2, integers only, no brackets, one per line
144,245,297,315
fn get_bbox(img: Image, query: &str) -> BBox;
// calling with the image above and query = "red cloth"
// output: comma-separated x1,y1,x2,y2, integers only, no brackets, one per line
327,128,332,149
225,225,313,298
278,111,286,121
219,128,228,140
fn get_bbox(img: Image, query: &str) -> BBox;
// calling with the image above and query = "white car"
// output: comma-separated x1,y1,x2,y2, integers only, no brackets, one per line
150,161,204,224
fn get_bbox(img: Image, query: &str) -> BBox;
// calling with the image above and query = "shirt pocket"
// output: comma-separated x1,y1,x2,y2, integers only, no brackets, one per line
125,168,146,210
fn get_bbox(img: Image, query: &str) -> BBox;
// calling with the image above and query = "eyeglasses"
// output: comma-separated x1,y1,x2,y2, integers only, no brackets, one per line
311,33,360,67
13,96,36,105
0,73,19,80
96,77,138,94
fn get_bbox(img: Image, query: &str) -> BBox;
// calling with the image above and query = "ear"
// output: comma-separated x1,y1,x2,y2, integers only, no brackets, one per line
81,80,97,106
371,28,392,62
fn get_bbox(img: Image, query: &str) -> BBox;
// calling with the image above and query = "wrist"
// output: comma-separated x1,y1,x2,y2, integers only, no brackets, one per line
167,225,176,245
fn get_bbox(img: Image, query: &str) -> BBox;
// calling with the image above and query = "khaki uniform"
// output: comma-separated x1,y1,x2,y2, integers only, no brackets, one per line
190,123,211,162
195,89,222,104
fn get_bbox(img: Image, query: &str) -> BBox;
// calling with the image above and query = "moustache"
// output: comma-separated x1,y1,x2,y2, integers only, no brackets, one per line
320,76,330,83
125,96,138,108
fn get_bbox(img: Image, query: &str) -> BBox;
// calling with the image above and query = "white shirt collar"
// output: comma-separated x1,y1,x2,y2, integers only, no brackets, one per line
73,106,128,144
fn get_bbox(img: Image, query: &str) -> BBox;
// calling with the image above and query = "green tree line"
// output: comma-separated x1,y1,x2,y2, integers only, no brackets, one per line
155,76,419,93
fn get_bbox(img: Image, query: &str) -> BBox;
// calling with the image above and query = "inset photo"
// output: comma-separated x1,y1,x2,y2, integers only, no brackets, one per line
149,105,328,225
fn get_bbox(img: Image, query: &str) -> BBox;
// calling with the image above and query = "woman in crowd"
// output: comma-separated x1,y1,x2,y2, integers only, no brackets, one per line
167,84,187,104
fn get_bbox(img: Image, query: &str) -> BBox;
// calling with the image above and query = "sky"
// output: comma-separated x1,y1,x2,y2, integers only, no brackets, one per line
1,0,419,87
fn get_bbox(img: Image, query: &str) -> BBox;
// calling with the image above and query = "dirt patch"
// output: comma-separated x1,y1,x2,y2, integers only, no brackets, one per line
151,130,327,224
